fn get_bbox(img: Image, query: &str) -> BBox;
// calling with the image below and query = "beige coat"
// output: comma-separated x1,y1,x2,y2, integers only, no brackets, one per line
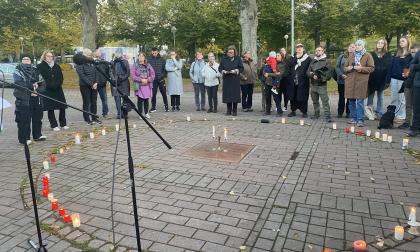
240,59,257,85
344,52,375,99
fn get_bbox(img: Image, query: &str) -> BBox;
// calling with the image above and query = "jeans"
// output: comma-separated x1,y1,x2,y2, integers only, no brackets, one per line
15,97,43,143
240,84,254,109
98,86,109,116
310,85,331,118
80,85,98,122
411,86,420,131
349,99,365,123
404,87,413,124
367,89,384,116
390,78,406,120
48,109,66,128
137,97,149,115
114,96,122,117
337,84,350,116
193,83,206,108
151,79,168,109
206,85,218,110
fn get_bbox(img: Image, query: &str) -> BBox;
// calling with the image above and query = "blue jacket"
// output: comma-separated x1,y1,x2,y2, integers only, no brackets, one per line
386,53,412,83
189,59,205,83
411,51,420,88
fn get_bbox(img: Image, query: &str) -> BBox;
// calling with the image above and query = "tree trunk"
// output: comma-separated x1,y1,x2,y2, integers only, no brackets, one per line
314,27,321,49
385,33,393,49
239,0,258,62
80,0,97,50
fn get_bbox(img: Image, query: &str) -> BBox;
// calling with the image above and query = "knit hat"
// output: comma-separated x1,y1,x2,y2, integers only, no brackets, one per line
115,47,123,54
268,51,276,58
21,53,32,60
296,43,304,48
355,39,365,47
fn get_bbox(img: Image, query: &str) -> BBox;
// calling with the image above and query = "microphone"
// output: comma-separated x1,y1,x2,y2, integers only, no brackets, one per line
73,53,112,66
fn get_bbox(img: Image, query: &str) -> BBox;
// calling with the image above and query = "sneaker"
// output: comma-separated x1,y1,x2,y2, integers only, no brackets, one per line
87,121,94,126
356,122,364,127
283,107,287,112
150,108,157,113
201,107,206,111
213,109,217,113
176,106,180,111
248,108,253,112
171,106,176,112
271,88,278,95
145,113,151,119
302,113,308,118
34,135,47,141
52,127,60,131
242,108,248,112
164,106,169,112
20,140,33,145
288,111,296,117
398,122,410,129
92,119,102,124
62,126,70,130
407,129,419,137
207,109,213,113
347,119,357,124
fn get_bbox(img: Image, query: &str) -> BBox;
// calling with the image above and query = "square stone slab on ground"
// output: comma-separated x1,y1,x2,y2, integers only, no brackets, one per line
186,141,255,163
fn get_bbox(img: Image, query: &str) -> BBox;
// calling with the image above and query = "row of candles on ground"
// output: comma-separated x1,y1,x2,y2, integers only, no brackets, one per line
74,124,138,144
42,174,81,227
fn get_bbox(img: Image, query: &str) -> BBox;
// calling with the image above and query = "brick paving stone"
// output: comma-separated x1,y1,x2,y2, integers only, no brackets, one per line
193,229,228,244
168,235,205,251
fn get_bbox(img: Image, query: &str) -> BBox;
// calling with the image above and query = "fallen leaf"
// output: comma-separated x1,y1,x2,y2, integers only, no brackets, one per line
282,175,287,179
345,171,351,175
239,245,246,250
370,177,375,181
307,244,313,249
399,202,404,205
229,191,235,195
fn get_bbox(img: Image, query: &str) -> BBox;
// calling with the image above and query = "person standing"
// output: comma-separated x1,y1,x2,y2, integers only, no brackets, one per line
257,59,267,112
131,52,155,119
367,39,392,120
219,46,244,116
280,47,291,111
288,43,311,118
202,53,220,113
408,50,420,137
75,49,99,125
94,49,110,119
386,36,412,121
240,50,257,112
344,39,375,127
148,47,168,112
165,51,183,111
335,44,354,118
111,48,131,119
190,51,206,111
37,50,68,131
263,52,287,116
307,46,332,122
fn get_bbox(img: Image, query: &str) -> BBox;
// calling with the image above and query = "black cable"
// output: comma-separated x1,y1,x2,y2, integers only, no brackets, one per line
0,69,5,133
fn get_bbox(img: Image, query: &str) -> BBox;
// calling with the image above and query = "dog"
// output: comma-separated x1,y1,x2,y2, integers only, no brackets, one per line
378,105,396,129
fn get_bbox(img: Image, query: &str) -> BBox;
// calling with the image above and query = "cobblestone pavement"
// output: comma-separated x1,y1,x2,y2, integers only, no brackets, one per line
0,88,419,252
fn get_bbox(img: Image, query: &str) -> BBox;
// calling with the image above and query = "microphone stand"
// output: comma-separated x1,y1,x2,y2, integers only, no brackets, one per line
0,78,99,252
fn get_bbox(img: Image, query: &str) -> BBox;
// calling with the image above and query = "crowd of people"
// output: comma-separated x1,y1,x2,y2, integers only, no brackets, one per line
11,38,420,145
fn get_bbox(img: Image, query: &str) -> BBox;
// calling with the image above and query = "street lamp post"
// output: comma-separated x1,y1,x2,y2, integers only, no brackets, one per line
291,0,295,55
171,26,177,50
284,34,289,52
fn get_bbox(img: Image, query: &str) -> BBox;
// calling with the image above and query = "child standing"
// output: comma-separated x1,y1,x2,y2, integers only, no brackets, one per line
131,52,155,119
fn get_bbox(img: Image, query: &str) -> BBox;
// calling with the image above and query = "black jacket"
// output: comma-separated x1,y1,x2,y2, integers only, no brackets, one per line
37,61,67,111
411,51,420,88
95,63,110,88
75,63,97,87
306,56,331,86
148,55,166,81
288,54,311,102
368,52,392,93
110,57,130,96
219,55,244,103
13,64,42,108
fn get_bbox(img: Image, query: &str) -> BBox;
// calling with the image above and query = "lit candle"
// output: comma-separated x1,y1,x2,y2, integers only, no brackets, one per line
71,213,81,228
366,130,371,137
51,198,58,210
382,133,388,142
59,148,64,154
101,128,106,136
63,214,71,223
375,132,380,138
47,193,54,201
43,176,49,187
58,208,66,216
394,225,404,240
187,116,191,122
42,187,49,198
281,118,286,124
44,173,50,179
50,155,56,163
300,119,304,126
387,135,393,143
115,124,119,131
75,134,81,144
402,138,409,149
353,240,366,251
345,127,350,133
212,125,216,138
409,207,417,223
43,161,49,170
133,124,137,128
332,123,337,130
224,128,228,140
89,132,94,139
350,126,355,133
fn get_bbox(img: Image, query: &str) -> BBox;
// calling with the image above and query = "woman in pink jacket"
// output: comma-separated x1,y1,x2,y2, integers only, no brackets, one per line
131,52,155,118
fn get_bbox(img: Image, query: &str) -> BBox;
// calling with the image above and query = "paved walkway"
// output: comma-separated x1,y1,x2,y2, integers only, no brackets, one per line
0,88,419,252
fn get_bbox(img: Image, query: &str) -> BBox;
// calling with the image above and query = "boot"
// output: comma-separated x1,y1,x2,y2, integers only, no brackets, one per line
232,103,238,116
225,105,232,116
164,105,169,112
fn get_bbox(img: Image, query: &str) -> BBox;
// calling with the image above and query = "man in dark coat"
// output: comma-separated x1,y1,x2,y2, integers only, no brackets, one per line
148,47,168,112
408,50,420,137
219,46,244,116
288,43,311,118
38,50,68,130
94,49,110,119
307,46,332,122
111,48,131,119
13,54,46,144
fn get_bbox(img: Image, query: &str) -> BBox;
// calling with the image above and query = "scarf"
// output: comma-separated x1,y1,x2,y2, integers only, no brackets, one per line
295,53,309,70
314,54,326,61
354,48,366,65
46,60,54,68
16,63,37,83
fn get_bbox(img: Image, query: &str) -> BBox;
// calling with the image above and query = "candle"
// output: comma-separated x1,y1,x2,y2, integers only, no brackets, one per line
44,173,50,179
345,127,350,133
43,176,49,187
224,128,228,140
89,132,94,139
382,133,388,142
51,198,58,210
75,134,81,144
43,161,49,170
353,240,366,251
58,208,66,216
375,132,380,138
71,213,81,228
101,128,106,136
350,126,355,133
115,124,119,131
281,117,286,124
409,207,417,223
59,148,64,154
50,155,56,163
394,225,404,240
300,119,304,126
133,124,137,128
387,135,393,143
332,123,337,130
42,187,49,197
187,116,191,122
47,193,54,201
402,138,409,149
323,249,332,252
366,130,371,137
63,214,71,223
212,125,216,138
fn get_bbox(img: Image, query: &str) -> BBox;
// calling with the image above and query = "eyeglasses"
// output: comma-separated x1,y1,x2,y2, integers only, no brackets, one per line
22,58,31,60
